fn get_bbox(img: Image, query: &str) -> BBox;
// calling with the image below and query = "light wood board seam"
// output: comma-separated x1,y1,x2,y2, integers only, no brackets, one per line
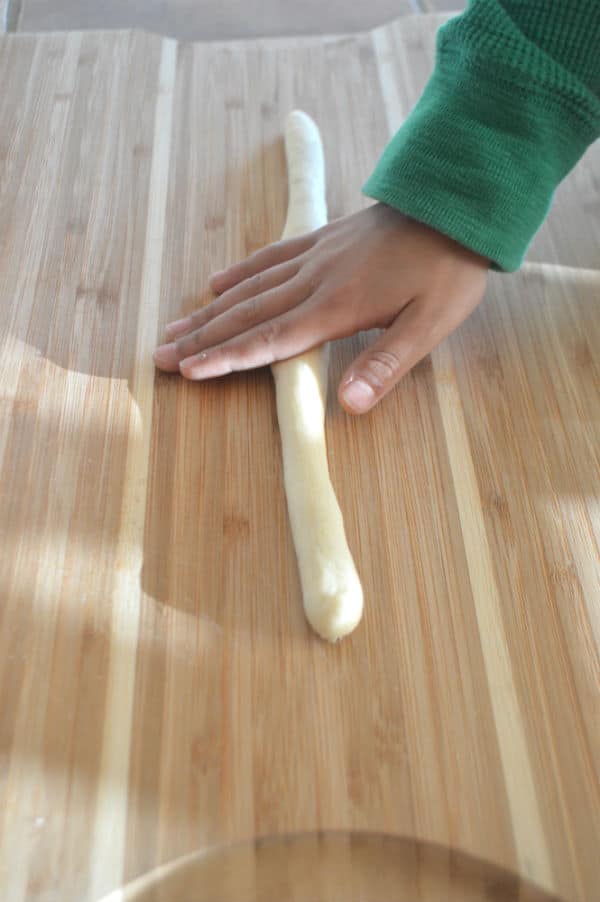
371,27,554,889
431,342,554,887
88,37,178,901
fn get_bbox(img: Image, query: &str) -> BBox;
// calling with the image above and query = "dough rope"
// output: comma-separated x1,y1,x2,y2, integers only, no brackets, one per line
271,110,364,642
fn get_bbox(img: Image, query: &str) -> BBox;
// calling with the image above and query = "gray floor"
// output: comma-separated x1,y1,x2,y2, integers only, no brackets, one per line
6,0,463,39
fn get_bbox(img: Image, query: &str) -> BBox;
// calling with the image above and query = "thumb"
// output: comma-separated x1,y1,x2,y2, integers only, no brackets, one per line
338,300,435,414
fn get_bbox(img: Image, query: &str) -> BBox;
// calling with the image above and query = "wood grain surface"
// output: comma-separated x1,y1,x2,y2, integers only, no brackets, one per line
0,15,598,902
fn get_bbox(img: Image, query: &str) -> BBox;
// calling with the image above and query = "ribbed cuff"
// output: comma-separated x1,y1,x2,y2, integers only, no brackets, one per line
364,10,600,272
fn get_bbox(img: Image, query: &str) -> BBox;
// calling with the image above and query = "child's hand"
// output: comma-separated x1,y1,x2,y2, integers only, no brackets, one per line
153,203,488,414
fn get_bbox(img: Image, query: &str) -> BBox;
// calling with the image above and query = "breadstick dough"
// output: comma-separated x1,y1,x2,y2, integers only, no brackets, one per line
272,111,363,642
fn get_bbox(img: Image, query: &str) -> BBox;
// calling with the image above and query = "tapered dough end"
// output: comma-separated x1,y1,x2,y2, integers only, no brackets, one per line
304,580,364,643
285,108,319,136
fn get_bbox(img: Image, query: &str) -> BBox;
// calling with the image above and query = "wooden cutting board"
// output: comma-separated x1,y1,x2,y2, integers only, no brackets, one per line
0,16,598,902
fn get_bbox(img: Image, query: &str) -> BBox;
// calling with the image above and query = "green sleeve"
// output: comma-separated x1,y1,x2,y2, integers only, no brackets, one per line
363,0,600,271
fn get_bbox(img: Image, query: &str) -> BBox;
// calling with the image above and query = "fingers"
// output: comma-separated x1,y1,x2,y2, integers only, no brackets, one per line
176,285,350,378
154,274,308,372
178,307,327,379
338,290,478,414
164,259,301,342
208,231,319,295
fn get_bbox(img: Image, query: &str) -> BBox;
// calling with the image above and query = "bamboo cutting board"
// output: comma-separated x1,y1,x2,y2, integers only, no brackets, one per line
0,15,599,902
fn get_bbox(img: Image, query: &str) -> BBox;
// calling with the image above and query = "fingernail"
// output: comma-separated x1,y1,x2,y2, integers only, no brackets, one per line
341,378,375,413
153,342,178,367
165,316,192,339
179,352,208,375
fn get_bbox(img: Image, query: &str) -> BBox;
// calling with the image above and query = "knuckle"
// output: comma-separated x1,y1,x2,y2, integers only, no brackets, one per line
305,269,321,296
295,260,320,295
258,318,280,349
249,272,263,292
236,297,260,326
190,308,209,328
176,331,200,356
174,336,188,356
363,350,403,388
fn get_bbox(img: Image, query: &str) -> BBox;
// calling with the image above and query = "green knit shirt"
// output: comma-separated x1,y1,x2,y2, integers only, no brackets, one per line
363,0,600,271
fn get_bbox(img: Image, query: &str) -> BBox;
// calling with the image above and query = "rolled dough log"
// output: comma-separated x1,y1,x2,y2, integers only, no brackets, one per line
271,110,363,642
